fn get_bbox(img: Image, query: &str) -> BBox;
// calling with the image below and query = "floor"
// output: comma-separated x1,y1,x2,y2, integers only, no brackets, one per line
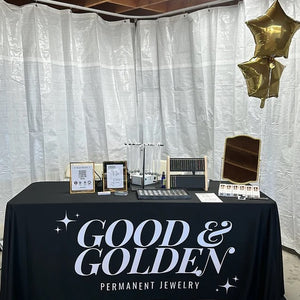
282,249,300,300
0,249,298,298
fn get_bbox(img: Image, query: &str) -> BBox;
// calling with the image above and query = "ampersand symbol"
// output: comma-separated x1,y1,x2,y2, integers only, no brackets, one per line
197,221,232,247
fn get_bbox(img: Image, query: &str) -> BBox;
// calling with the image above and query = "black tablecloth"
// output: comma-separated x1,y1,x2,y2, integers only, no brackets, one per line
0,181,285,300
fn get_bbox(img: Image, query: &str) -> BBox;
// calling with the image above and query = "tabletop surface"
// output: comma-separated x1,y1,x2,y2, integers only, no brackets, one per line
8,180,275,205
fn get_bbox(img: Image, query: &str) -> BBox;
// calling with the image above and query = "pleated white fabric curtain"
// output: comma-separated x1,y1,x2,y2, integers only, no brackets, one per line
136,0,300,253
0,1,138,207
0,0,299,253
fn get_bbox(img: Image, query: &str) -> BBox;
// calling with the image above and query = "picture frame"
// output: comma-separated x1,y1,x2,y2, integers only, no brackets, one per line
103,161,127,192
69,162,95,194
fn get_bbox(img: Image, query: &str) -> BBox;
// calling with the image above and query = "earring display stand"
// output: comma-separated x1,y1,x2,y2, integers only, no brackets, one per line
166,156,208,191
125,142,163,189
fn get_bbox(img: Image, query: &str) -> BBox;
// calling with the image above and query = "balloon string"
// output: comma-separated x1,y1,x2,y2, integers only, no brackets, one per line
267,62,273,98
261,58,274,109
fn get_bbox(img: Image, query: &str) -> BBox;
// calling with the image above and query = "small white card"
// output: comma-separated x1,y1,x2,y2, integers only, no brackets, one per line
196,193,223,203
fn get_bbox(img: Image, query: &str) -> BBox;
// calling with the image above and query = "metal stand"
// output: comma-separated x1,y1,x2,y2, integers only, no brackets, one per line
125,142,163,189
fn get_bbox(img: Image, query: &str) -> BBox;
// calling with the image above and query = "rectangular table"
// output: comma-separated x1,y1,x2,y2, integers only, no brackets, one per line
0,181,285,300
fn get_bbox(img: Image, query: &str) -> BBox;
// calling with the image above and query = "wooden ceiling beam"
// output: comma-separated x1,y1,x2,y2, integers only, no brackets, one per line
141,2,167,12
114,5,139,13
84,0,170,11
167,0,220,12
84,0,137,9
140,1,167,11
42,0,239,16
115,4,166,13
136,0,168,6
84,0,108,8
116,2,167,13
103,0,137,8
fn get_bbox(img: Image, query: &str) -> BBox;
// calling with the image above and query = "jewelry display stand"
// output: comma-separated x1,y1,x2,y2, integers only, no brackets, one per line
166,156,208,191
125,142,163,189
219,135,261,199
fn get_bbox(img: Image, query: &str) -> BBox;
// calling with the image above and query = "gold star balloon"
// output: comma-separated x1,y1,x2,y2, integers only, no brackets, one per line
238,57,285,108
246,0,300,58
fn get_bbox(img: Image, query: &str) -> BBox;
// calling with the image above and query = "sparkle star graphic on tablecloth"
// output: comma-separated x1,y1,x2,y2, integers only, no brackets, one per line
233,276,239,282
56,211,77,231
54,226,62,234
219,278,236,294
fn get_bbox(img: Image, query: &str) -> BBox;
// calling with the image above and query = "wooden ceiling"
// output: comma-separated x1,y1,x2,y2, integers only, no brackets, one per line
4,0,241,20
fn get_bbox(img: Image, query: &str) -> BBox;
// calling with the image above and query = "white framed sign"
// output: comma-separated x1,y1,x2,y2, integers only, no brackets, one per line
103,161,127,192
70,162,95,194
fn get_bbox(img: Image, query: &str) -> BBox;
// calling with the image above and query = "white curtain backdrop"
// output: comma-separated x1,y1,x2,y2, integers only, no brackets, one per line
0,1,138,212
136,0,300,253
0,0,299,253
